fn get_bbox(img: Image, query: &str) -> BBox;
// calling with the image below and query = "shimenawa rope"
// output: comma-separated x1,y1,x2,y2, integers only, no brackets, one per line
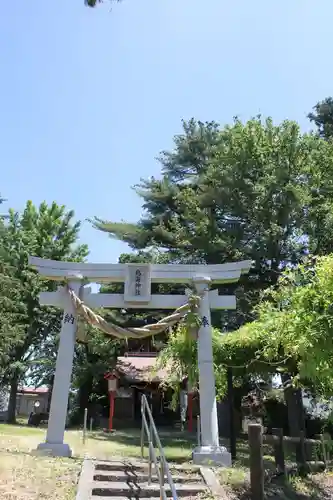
66,285,201,341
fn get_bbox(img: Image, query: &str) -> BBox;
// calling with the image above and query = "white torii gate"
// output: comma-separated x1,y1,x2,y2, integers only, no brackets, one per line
29,256,251,465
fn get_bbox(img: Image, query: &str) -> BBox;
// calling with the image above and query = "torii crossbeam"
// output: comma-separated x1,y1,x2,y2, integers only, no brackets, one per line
29,256,251,465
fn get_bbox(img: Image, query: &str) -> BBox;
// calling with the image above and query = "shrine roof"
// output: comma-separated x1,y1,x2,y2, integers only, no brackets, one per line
114,354,168,383
17,387,49,395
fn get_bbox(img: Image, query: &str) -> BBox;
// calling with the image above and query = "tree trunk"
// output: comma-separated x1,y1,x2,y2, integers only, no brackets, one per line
7,374,19,423
78,376,93,416
282,374,304,434
282,374,307,463
47,375,55,413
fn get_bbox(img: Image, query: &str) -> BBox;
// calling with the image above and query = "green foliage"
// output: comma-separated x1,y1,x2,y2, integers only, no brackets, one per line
308,97,333,140
0,200,88,395
254,255,333,395
0,207,26,380
158,325,228,403
159,255,333,400
85,0,102,7
95,118,308,257
93,117,333,334
70,324,126,422
85,0,120,8
91,115,333,417
73,329,124,393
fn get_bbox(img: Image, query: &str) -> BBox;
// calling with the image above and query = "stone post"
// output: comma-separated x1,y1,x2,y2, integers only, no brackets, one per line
36,276,82,457
192,276,231,466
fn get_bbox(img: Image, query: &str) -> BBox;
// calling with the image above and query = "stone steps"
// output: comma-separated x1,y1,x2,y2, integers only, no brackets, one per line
94,472,201,484
91,495,201,500
76,458,208,499
92,482,206,497
94,460,201,474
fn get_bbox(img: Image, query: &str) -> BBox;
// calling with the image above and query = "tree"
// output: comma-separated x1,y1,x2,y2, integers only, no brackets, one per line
69,330,124,425
0,198,25,387
158,255,333,437
84,0,119,7
85,0,101,6
93,117,333,327
92,116,333,435
1,200,88,422
308,97,333,140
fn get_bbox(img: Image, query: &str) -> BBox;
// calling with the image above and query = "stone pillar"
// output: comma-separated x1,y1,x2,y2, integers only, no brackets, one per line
36,276,82,457
192,276,231,466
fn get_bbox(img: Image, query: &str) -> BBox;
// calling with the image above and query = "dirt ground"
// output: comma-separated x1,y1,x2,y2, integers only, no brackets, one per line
0,453,80,500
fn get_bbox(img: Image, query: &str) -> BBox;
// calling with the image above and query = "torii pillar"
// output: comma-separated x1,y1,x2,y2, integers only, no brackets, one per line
192,276,228,465
37,274,83,457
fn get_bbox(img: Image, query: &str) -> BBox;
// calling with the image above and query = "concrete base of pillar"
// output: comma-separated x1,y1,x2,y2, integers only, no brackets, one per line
36,442,72,457
192,445,231,467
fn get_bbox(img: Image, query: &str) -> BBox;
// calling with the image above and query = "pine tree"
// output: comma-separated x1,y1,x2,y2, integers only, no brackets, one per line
93,117,333,328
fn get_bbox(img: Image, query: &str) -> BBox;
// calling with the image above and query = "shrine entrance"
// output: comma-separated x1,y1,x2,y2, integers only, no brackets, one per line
29,256,251,466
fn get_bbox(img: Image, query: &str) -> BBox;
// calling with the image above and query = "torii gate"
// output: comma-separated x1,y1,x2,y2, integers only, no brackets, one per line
29,256,251,465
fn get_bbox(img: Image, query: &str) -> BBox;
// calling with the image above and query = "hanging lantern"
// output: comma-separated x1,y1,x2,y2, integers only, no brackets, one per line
107,377,117,393
104,372,118,392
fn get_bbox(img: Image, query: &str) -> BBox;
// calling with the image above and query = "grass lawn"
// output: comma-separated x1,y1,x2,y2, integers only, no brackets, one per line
0,423,332,499
0,423,195,461
216,440,333,500
217,465,333,499
0,453,80,500
0,423,196,500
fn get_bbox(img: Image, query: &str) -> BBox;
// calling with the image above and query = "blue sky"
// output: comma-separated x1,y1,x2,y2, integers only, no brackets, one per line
1,0,332,263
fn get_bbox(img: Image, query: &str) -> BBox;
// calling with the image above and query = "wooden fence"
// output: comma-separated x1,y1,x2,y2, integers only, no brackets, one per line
247,423,330,500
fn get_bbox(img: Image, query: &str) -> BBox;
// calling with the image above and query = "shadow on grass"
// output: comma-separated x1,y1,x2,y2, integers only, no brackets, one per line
0,447,82,464
89,430,195,463
223,438,276,471
230,438,296,472
91,430,195,447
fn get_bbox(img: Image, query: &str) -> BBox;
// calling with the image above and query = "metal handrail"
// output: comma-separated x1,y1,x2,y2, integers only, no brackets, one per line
140,394,178,500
